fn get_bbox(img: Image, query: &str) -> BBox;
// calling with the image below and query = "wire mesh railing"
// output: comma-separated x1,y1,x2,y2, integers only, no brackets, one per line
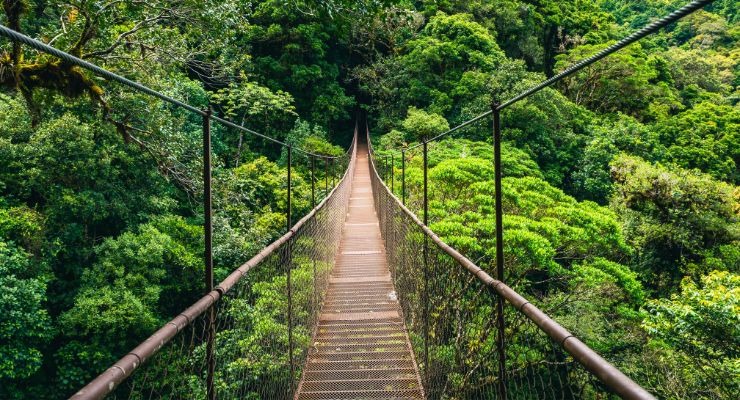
368,128,655,400
363,3,716,397
71,130,356,399
0,21,359,400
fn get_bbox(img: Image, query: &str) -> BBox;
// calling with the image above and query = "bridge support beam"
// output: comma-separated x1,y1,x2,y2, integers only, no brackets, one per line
325,157,329,197
422,139,430,390
203,107,216,400
401,150,406,204
492,102,507,400
391,154,394,194
311,155,316,208
287,146,295,393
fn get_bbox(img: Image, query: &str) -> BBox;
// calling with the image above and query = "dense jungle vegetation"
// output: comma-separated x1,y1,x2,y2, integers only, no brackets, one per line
0,0,737,399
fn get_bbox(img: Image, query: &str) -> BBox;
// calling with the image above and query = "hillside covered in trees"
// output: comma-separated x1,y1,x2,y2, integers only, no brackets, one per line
0,1,737,399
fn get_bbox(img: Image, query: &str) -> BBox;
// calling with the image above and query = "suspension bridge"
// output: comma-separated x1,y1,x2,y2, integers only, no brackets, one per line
0,1,717,399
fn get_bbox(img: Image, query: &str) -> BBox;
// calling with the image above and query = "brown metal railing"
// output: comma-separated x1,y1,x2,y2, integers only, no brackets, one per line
368,127,655,399
71,130,357,399
363,3,715,397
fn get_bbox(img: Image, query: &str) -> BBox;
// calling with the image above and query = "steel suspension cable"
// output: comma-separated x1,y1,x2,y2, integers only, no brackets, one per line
0,24,342,160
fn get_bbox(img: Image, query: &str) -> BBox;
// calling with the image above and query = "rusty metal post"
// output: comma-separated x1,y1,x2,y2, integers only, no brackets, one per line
390,154,396,266
202,107,216,400
331,158,336,188
311,156,316,208
287,144,292,240
401,151,406,204
325,157,329,197
384,155,388,182
310,155,318,323
422,139,430,389
493,103,507,399
391,154,394,194
287,145,295,393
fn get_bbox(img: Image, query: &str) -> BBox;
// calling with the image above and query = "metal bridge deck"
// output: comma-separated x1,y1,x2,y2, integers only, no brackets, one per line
296,143,424,399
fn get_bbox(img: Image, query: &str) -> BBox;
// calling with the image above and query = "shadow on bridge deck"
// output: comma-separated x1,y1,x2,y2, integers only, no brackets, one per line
296,141,424,399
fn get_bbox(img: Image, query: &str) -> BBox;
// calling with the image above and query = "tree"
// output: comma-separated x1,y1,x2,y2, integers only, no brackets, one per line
401,107,450,141
420,0,614,74
610,155,739,293
240,0,363,127
642,270,739,398
573,114,664,203
555,42,681,120
653,102,739,184
55,215,203,391
355,12,506,129
211,76,297,166
0,241,52,396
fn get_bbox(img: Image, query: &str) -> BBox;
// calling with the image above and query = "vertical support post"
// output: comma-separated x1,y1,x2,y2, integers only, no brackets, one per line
331,158,336,187
385,156,389,182
422,139,430,390
311,156,316,208
493,103,507,400
325,157,329,197
286,146,295,393
391,154,394,194
384,155,389,250
203,107,216,400
310,155,317,318
390,154,395,266
401,150,406,205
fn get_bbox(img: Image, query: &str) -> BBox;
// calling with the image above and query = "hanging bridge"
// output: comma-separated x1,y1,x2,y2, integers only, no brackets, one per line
0,1,716,399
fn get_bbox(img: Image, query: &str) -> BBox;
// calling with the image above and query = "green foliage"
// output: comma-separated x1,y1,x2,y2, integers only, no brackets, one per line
1,0,738,397
501,87,594,187
552,257,644,356
52,216,203,389
429,139,543,179
356,11,506,129
422,0,613,74
573,114,664,203
210,259,330,397
211,75,297,124
556,42,681,120
399,140,643,380
610,155,739,292
653,102,740,184
0,242,52,382
281,119,343,161
412,147,631,294
213,155,312,278
401,107,450,141
243,0,358,126
642,270,740,397
0,205,45,254
572,257,644,304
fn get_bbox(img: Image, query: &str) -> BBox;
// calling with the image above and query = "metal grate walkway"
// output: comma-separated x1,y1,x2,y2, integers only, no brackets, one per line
296,141,424,399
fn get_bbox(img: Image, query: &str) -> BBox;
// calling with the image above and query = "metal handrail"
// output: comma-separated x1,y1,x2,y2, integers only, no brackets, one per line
70,129,358,400
366,128,656,400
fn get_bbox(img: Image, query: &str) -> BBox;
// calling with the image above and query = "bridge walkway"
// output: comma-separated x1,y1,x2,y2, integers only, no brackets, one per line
296,140,424,399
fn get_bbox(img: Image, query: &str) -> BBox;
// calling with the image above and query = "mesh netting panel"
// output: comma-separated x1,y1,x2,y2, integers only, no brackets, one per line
369,147,623,400
102,142,355,400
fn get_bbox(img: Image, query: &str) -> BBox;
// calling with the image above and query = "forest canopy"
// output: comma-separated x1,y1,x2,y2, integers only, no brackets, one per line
0,1,738,399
